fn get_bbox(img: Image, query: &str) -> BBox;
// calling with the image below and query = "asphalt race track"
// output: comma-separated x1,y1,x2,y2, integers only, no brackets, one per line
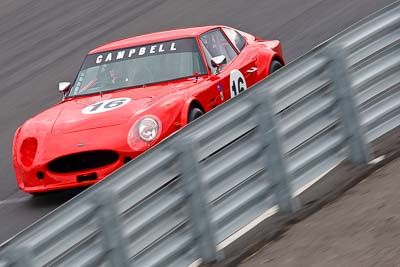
0,0,395,245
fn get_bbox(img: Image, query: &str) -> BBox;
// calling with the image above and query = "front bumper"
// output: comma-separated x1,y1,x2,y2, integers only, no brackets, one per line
15,150,136,193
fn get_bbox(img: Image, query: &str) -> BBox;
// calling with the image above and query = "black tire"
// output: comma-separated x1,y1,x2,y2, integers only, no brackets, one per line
269,59,283,74
188,107,204,123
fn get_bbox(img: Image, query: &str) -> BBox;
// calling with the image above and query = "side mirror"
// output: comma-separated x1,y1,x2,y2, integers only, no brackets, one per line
58,82,71,93
211,55,227,74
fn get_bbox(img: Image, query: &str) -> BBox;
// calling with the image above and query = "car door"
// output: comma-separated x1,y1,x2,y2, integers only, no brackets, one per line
222,27,260,87
199,28,252,103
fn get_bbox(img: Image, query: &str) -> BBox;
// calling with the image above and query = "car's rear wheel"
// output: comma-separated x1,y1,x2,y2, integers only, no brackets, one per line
188,107,204,123
269,59,283,74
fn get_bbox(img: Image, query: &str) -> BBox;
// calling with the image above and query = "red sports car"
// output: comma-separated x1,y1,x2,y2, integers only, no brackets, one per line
13,25,285,193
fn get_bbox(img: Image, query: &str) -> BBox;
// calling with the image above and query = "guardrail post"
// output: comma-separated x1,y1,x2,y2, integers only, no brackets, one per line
3,245,34,267
325,45,370,164
94,190,130,267
251,94,298,213
177,139,222,263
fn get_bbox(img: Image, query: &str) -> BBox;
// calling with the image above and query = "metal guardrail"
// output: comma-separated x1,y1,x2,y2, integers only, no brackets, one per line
1,1,399,266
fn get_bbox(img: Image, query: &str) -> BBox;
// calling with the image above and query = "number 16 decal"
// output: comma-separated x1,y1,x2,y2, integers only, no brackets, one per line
230,69,247,98
82,97,131,114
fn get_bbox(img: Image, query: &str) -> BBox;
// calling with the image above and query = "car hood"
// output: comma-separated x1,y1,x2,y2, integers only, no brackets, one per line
50,79,198,135
51,93,154,135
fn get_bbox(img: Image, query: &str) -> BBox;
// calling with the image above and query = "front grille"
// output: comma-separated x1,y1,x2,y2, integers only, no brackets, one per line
48,150,119,173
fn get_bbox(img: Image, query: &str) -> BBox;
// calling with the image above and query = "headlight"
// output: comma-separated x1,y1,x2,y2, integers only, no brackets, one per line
138,117,159,142
128,116,162,151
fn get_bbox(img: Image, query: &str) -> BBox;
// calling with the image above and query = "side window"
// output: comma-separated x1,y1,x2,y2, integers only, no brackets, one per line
200,29,237,71
223,28,246,51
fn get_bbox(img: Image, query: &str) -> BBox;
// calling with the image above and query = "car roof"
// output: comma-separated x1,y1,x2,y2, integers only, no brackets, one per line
89,25,224,54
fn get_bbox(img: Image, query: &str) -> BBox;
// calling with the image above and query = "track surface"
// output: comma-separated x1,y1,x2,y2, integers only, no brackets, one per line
240,156,400,267
0,0,395,244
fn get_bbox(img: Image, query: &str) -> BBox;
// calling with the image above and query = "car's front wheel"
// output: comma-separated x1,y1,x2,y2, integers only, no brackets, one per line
188,107,204,123
269,59,283,74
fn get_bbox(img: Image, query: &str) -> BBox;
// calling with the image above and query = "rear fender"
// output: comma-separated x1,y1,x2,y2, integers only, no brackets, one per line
258,41,285,76
265,40,284,61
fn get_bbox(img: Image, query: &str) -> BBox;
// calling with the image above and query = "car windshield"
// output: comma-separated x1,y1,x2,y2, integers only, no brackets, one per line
68,38,207,97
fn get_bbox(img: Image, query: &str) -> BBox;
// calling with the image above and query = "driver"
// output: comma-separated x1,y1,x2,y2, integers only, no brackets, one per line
77,64,129,93
105,64,128,86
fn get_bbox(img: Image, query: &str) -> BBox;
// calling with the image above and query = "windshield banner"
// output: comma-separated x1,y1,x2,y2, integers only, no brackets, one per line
82,38,198,70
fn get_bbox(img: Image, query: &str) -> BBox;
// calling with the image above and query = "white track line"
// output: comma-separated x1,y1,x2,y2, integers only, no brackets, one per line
369,155,386,165
0,196,32,206
293,162,341,197
217,205,279,250
187,259,202,267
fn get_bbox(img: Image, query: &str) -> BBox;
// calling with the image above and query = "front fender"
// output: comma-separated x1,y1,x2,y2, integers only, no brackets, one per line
180,97,204,126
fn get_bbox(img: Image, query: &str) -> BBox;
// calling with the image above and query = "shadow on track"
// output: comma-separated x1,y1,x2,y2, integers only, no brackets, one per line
26,187,89,208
